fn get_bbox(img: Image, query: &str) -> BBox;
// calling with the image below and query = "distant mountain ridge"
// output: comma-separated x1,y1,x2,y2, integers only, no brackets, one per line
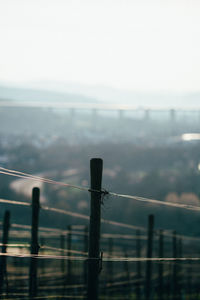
21,81,200,108
0,84,98,104
0,82,200,108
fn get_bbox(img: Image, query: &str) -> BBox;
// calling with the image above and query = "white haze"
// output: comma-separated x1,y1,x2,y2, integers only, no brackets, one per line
0,0,200,107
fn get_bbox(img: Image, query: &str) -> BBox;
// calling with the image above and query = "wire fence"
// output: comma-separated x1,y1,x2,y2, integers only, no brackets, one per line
0,164,200,299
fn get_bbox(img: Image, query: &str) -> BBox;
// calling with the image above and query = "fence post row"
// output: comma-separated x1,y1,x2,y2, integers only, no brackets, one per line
0,159,197,299
87,158,103,300
0,210,10,295
29,187,40,299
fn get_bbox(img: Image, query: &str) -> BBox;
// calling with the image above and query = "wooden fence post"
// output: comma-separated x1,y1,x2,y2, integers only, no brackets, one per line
123,249,131,297
108,238,113,283
40,237,45,274
67,225,72,284
0,210,10,295
84,226,88,287
136,229,141,300
145,214,154,300
106,238,113,297
87,158,103,300
29,187,40,299
187,264,192,298
178,237,182,297
158,229,164,300
60,234,65,274
172,230,178,299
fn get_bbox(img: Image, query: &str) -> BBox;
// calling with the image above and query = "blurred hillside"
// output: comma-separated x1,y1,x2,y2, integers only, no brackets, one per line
0,84,200,239
1,82,200,108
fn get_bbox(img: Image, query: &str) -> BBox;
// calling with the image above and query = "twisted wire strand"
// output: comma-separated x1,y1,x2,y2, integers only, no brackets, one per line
1,166,200,212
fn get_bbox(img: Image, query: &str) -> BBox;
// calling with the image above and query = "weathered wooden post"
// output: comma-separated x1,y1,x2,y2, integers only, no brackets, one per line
83,226,88,287
187,264,192,298
40,237,45,274
106,237,113,297
158,229,164,300
108,238,113,283
60,234,65,274
123,249,131,296
145,214,154,300
29,187,40,299
0,210,10,295
61,234,66,295
67,225,72,284
136,229,141,300
87,158,103,300
178,237,182,297
172,230,178,299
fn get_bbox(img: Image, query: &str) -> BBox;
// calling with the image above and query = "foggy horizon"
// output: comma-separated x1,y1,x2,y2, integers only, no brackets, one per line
1,0,200,94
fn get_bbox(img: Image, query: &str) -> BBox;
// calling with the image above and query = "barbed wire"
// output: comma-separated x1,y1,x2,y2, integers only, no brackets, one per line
0,167,89,193
1,166,200,213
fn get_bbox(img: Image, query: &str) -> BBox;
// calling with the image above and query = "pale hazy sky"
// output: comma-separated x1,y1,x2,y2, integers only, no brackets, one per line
0,0,200,92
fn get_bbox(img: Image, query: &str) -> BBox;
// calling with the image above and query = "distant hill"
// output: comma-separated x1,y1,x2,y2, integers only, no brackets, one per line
0,84,98,104
23,81,200,109
0,82,200,108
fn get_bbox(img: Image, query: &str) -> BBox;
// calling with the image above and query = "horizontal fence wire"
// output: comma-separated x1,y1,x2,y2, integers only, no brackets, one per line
109,191,200,212
0,198,30,206
1,252,200,262
2,296,85,300
0,243,87,255
0,243,29,248
30,296,86,299
0,167,89,193
1,196,200,242
0,198,200,241
41,245,87,256
1,166,200,212
0,197,147,232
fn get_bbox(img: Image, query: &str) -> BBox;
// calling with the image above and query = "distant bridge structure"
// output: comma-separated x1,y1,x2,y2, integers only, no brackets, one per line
0,100,200,123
